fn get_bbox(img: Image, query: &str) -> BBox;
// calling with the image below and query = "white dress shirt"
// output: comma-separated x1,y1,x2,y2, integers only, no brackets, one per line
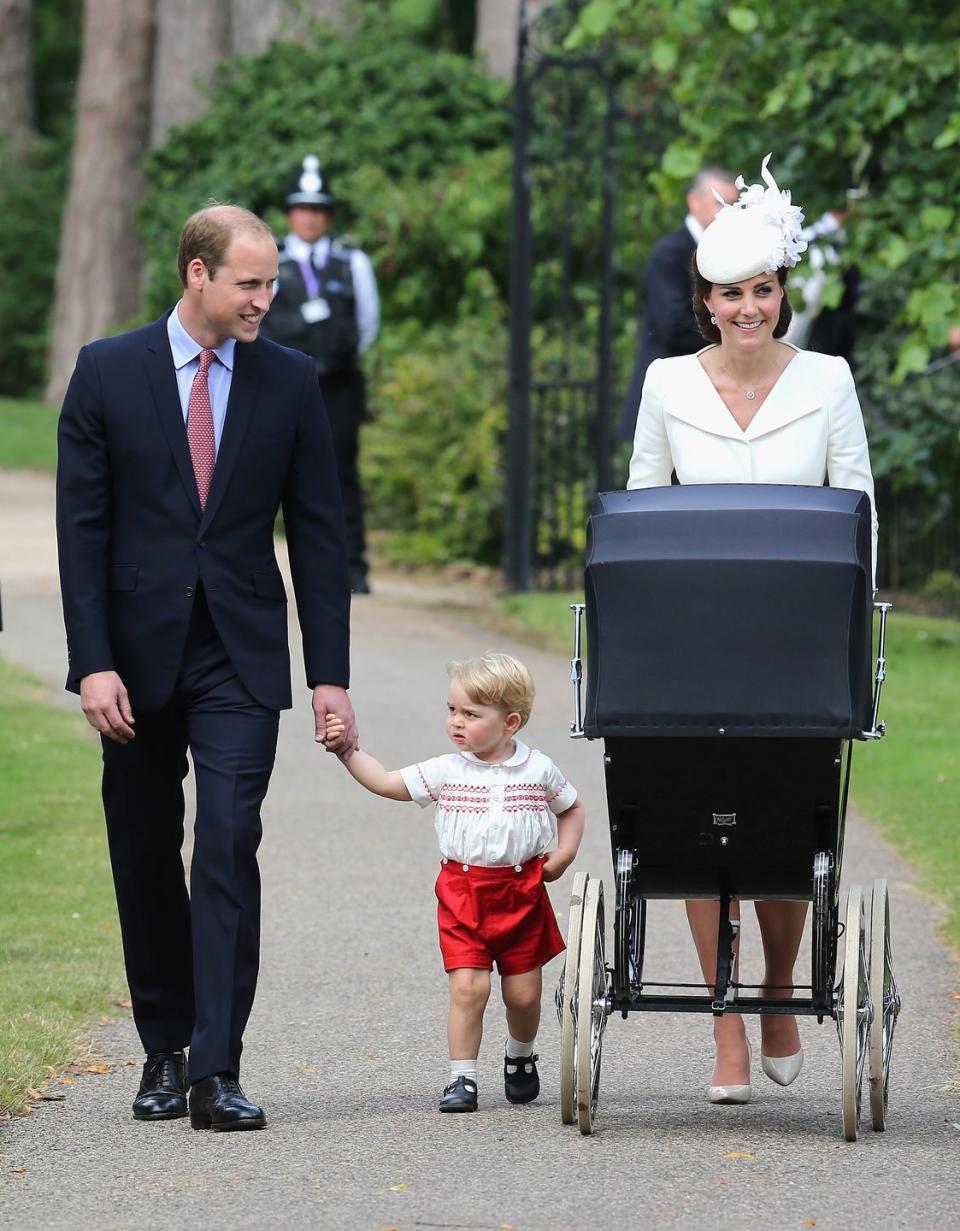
280,234,380,353
627,346,878,580
400,739,578,868
167,303,235,451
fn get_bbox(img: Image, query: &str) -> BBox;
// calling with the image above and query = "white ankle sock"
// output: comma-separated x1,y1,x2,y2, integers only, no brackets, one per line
450,1059,478,1082
506,1033,535,1059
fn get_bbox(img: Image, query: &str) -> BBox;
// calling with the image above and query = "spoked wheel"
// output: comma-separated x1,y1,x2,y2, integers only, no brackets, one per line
868,878,900,1131
839,884,871,1141
576,877,608,1135
811,851,834,1012
558,870,589,1125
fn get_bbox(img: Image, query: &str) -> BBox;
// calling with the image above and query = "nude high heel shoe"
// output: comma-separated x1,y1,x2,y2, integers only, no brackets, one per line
708,1039,751,1104
760,1048,804,1086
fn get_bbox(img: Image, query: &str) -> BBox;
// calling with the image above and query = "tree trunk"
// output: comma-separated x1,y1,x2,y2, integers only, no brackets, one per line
45,0,155,405
150,0,230,146
228,0,346,55
476,0,521,78
0,0,37,152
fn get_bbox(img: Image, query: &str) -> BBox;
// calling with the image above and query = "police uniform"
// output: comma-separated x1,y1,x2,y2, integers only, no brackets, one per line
261,157,380,591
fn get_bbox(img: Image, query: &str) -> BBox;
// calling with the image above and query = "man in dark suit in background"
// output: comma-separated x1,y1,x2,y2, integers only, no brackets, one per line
56,204,356,1131
619,166,737,441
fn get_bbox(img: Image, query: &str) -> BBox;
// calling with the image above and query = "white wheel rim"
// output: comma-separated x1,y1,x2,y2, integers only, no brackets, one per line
576,878,606,1135
840,885,870,1141
559,870,588,1125
868,878,900,1131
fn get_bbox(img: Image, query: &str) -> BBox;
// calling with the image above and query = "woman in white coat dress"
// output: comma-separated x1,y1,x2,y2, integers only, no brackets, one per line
627,155,877,1105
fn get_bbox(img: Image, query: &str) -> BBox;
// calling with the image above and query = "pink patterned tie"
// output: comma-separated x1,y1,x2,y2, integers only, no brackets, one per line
187,348,216,509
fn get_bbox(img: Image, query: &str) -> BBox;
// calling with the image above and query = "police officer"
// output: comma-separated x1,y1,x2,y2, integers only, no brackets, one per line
262,156,380,592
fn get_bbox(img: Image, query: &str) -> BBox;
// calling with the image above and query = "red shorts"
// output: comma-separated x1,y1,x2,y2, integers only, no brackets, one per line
435,856,566,976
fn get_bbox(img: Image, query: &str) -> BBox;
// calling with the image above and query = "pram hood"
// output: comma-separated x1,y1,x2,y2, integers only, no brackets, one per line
584,484,874,739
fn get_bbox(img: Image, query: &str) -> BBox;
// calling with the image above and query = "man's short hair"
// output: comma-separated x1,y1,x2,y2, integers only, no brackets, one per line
177,204,275,287
688,166,737,194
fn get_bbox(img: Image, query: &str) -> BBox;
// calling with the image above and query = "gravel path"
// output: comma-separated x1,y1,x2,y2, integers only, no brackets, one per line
1,468,957,1231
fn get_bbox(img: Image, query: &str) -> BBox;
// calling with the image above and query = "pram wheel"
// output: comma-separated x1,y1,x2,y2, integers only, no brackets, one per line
576,877,607,1135
559,870,589,1124
868,878,900,1131
839,884,870,1141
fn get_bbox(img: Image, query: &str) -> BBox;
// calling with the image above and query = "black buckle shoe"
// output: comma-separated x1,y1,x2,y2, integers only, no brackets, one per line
188,1073,266,1131
132,1051,188,1121
439,1075,478,1113
504,1052,540,1104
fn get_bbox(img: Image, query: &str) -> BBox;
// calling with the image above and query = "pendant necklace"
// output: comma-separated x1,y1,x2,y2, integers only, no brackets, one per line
720,362,766,401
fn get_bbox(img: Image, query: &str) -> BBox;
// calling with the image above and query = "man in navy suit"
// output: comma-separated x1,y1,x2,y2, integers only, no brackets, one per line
56,204,356,1131
619,167,737,441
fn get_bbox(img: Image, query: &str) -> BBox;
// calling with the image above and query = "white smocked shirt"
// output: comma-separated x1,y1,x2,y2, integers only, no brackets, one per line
399,739,578,868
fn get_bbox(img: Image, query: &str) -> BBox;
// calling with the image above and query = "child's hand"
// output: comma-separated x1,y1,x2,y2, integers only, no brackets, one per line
542,850,575,882
324,712,347,748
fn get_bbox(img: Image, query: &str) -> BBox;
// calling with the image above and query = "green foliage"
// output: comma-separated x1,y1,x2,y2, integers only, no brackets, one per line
563,0,960,584
32,0,83,137
363,270,507,564
140,4,512,567
0,135,70,395
139,7,510,326
924,570,960,615
567,1,960,377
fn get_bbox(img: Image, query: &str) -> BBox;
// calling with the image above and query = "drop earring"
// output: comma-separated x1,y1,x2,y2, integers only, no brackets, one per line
710,314,717,325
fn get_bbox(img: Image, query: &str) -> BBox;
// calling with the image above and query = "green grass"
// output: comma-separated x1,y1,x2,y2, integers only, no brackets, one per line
498,594,960,954
854,614,960,952
0,397,58,473
0,656,125,1116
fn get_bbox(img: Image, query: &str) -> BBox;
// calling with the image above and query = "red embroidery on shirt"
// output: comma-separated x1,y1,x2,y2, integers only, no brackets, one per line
437,784,491,813
546,777,568,804
417,764,439,803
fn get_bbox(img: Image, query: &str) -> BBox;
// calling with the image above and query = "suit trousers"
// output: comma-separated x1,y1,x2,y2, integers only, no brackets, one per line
100,587,279,1083
318,369,367,577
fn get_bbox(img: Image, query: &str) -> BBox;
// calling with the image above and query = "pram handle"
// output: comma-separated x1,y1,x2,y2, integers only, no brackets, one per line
570,603,585,738
862,600,893,740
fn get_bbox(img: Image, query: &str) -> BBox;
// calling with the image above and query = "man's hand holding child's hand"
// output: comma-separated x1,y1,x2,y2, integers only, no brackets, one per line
324,713,354,760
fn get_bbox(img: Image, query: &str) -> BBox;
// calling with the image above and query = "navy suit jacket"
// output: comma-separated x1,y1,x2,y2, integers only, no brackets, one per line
618,225,704,441
56,313,350,713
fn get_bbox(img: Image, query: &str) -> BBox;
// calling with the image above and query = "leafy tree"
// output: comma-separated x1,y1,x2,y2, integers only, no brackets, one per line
0,0,81,394
139,4,512,563
565,0,960,584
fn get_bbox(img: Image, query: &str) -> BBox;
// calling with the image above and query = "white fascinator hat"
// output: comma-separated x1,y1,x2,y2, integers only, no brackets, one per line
696,153,807,284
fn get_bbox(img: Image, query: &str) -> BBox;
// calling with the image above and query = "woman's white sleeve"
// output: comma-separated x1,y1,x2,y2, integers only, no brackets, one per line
626,361,673,489
826,357,879,586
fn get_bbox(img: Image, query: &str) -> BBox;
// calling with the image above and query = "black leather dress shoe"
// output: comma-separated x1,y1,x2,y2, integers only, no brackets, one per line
132,1051,188,1121
188,1074,266,1131
504,1052,540,1104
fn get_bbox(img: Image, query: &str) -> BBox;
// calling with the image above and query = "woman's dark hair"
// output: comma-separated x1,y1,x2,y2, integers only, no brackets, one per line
691,261,792,343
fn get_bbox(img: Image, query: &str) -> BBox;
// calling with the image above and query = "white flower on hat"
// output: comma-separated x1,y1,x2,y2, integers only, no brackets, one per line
697,153,808,284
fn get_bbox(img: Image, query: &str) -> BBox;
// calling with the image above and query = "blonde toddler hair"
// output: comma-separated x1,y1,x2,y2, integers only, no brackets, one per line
448,652,535,728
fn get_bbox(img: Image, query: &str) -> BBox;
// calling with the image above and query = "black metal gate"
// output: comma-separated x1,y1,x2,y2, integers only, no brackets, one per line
504,0,618,592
